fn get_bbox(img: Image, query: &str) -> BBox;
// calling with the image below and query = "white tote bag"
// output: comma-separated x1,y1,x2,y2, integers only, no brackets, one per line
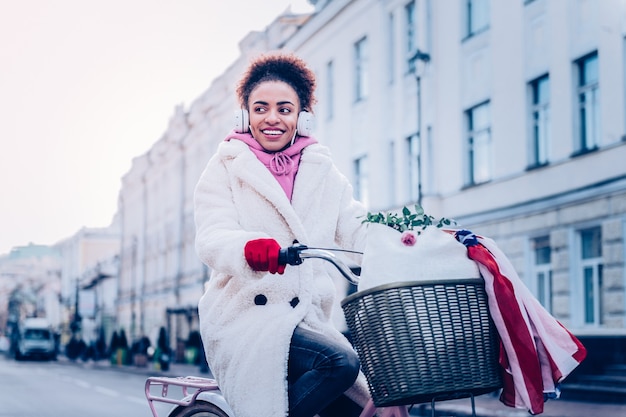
358,223,480,291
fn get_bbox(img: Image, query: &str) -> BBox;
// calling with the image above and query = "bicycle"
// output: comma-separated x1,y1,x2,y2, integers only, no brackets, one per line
145,242,501,417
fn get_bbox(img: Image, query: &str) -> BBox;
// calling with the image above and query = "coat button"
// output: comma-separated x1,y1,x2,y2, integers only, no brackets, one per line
254,294,267,305
290,297,299,308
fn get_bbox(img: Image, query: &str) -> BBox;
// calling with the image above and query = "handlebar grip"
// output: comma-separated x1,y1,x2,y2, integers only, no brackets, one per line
278,243,307,266
277,248,289,266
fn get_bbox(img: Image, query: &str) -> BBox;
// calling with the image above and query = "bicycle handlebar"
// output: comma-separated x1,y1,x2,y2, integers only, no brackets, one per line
278,242,361,285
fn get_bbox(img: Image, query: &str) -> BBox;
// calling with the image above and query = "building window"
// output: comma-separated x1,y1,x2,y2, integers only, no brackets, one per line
623,36,626,135
354,37,369,102
579,226,603,326
388,141,397,205
405,1,417,71
575,52,600,154
529,74,550,167
387,11,395,84
326,60,334,120
406,134,421,202
531,236,552,313
465,101,491,185
354,155,369,206
466,0,489,37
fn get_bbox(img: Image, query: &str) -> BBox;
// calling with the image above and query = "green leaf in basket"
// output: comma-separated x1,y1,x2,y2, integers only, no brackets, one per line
360,203,457,233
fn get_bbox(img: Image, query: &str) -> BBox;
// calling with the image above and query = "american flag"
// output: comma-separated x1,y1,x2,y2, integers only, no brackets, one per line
454,230,587,415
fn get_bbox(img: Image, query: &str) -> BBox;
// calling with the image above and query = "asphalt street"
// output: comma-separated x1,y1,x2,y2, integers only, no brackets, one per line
55,355,626,417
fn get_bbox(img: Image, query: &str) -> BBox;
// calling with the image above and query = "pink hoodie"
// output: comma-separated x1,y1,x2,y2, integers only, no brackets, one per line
225,131,318,201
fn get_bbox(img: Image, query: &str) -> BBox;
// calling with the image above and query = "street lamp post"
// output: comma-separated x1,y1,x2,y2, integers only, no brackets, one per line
408,49,430,207
70,278,82,334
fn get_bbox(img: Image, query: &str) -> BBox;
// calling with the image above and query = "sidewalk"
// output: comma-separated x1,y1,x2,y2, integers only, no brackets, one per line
409,393,626,417
62,357,626,417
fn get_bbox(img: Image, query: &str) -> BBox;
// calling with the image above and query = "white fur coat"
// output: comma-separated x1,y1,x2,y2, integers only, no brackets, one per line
194,138,371,417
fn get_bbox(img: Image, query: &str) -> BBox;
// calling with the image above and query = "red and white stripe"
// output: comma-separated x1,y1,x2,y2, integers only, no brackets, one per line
458,232,586,415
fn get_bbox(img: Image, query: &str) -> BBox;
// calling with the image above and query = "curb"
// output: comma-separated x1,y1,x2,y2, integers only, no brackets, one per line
57,355,211,378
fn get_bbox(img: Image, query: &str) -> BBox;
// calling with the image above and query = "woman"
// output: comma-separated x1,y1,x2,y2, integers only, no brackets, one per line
194,53,370,417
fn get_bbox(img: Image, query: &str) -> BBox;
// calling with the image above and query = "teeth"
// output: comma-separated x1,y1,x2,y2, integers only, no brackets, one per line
263,130,282,135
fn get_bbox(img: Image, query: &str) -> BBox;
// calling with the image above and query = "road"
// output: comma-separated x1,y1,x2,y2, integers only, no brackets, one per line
0,355,171,417
2,353,623,417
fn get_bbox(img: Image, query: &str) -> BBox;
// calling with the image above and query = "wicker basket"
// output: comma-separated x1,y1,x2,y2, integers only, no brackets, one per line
341,278,502,407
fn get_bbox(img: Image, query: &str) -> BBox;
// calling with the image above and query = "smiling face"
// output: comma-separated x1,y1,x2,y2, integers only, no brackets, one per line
247,80,300,152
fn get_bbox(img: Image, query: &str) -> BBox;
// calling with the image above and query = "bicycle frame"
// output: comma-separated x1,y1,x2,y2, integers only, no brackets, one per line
145,374,410,417
145,375,411,417
145,376,235,417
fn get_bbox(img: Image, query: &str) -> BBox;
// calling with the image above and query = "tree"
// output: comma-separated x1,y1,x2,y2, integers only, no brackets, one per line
118,329,129,349
108,330,120,355
155,327,171,371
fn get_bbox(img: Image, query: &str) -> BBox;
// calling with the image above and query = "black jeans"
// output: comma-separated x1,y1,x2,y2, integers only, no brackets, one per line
287,326,363,417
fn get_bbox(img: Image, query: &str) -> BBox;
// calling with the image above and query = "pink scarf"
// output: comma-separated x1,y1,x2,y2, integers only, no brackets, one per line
225,131,318,200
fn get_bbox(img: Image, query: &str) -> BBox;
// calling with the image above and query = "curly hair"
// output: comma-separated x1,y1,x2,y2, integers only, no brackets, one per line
236,52,317,112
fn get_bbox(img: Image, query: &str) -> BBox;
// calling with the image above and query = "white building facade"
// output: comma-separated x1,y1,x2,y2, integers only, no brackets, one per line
0,244,62,333
285,0,626,334
0,222,120,355
115,12,312,353
56,224,120,346
115,0,626,365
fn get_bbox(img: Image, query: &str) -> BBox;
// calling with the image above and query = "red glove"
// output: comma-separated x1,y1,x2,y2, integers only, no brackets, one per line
244,238,285,274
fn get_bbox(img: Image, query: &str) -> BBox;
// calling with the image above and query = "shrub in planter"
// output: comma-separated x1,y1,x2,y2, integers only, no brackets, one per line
132,336,151,367
108,331,120,365
155,327,171,371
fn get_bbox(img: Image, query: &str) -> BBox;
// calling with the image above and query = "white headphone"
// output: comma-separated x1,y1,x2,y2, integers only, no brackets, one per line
233,109,315,137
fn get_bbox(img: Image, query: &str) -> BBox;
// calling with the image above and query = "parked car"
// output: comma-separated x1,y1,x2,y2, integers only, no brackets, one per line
0,334,9,353
15,318,57,361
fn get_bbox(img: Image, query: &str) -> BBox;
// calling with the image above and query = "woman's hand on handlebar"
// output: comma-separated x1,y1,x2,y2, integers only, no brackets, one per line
244,238,286,274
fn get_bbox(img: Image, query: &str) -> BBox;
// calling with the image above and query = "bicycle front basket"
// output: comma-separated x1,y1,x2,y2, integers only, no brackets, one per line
341,278,502,407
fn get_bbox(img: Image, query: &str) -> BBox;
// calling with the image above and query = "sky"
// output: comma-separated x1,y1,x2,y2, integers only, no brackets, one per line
0,0,314,255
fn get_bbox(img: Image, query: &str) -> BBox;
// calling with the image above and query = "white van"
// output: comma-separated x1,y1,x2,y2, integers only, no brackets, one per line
15,318,57,361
